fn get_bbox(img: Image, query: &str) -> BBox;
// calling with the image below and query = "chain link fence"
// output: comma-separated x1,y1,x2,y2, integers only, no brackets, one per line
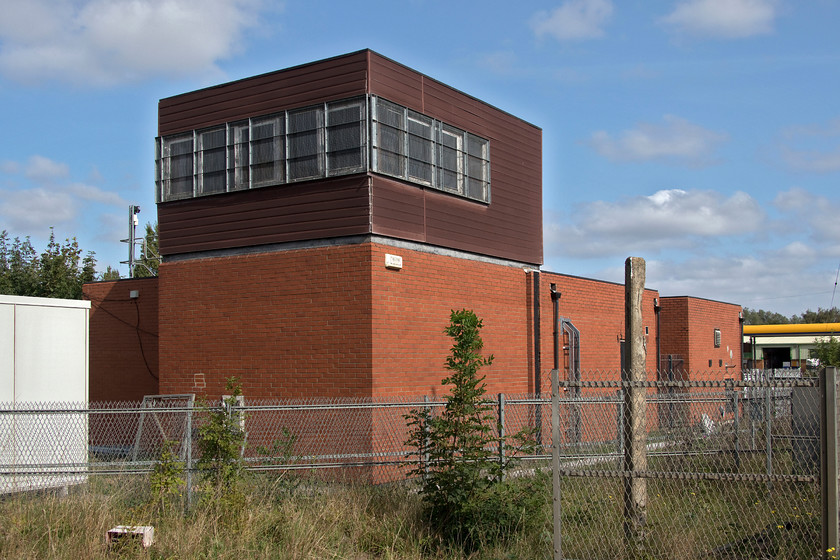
0,393,548,494
0,369,833,559
552,368,823,560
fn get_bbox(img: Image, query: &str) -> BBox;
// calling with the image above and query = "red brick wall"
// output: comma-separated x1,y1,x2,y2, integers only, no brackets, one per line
158,241,535,400
153,242,742,404
83,278,159,402
158,244,374,399
369,243,532,397
660,296,742,379
539,272,660,382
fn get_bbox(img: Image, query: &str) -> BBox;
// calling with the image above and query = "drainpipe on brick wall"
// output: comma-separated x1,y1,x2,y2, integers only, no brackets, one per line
533,270,542,450
654,298,661,377
534,271,541,397
739,311,745,376
550,284,560,373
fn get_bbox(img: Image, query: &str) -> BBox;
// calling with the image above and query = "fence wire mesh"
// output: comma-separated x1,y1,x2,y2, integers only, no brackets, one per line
0,369,828,559
554,368,821,560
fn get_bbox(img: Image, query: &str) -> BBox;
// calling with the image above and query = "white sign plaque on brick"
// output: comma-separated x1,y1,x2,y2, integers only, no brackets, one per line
385,254,403,270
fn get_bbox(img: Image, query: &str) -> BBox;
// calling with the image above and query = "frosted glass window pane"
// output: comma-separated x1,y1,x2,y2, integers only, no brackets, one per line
251,116,285,186
407,112,433,184
327,100,364,174
164,135,193,199
288,108,323,180
373,100,405,177
229,122,249,190
199,127,226,194
438,125,463,194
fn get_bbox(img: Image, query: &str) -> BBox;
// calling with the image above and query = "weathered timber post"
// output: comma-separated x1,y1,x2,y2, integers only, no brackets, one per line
552,368,562,560
821,366,839,558
623,256,647,554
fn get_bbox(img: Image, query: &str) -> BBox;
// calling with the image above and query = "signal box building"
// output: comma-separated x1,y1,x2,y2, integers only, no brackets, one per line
153,49,544,399
84,50,743,403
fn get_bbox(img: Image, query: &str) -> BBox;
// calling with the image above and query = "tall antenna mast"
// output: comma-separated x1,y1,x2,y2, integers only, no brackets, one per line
120,205,142,278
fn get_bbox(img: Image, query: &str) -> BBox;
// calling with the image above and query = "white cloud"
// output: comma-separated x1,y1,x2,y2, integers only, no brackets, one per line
545,186,839,316
574,247,836,316
1,155,130,246
532,0,613,41
660,0,778,39
773,187,817,211
545,188,764,258
25,155,70,182
644,251,836,314
1,161,20,174
477,51,519,75
781,118,840,139
67,183,128,207
777,118,840,172
0,0,264,86
774,188,840,243
781,145,840,173
0,188,77,232
588,115,728,165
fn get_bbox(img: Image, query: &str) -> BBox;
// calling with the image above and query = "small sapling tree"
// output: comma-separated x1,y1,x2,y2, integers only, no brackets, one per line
149,439,185,511
406,309,538,548
197,377,246,505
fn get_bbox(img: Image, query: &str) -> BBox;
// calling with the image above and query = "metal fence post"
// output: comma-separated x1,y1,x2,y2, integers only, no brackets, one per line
186,404,193,509
617,389,624,469
498,393,505,479
733,387,741,470
423,395,430,480
821,366,839,558
551,369,562,560
766,377,773,489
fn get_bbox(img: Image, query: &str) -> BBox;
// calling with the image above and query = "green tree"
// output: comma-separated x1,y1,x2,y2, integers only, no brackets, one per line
133,222,159,277
101,265,121,280
405,309,537,549
197,377,246,499
0,228,97,299
0,232,38,295
792,307,840,324
742,307,790,325
814,337,840,368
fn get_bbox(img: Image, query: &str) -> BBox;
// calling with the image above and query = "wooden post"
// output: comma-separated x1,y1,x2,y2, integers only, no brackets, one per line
552,369,562,560
623,256,647,553
821,366,839,558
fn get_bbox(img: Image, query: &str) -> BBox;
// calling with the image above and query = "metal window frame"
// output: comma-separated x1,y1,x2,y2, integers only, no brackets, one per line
437,123,465,196
325,97,368,177
156,94,490,204
196,125,228,196
161,133,196,201
287,105,325,182
406,109,435,187
249,113,285,188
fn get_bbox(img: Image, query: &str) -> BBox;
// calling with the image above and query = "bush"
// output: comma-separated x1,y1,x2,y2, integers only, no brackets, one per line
815,336,840,368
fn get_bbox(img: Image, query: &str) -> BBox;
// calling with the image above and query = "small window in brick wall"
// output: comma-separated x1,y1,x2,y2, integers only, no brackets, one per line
714,328,721,348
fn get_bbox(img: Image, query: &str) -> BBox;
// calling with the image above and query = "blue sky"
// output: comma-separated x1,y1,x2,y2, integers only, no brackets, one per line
1,0,838,316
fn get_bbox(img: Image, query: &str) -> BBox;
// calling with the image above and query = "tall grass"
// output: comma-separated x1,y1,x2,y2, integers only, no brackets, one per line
0,473,551,560
0,461,819,559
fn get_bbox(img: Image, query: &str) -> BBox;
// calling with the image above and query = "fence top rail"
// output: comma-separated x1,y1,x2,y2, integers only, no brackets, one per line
559,379,818,389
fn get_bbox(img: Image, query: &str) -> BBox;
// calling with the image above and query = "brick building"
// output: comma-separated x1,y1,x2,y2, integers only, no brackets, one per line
83,51,742,403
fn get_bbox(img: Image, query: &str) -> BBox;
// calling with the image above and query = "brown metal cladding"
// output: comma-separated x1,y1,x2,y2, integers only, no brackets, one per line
157,50,542,265
158,51,370,136
158,176,371,255
366,52,542,265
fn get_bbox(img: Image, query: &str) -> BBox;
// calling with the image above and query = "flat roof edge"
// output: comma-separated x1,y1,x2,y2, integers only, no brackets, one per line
0,294,91,309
